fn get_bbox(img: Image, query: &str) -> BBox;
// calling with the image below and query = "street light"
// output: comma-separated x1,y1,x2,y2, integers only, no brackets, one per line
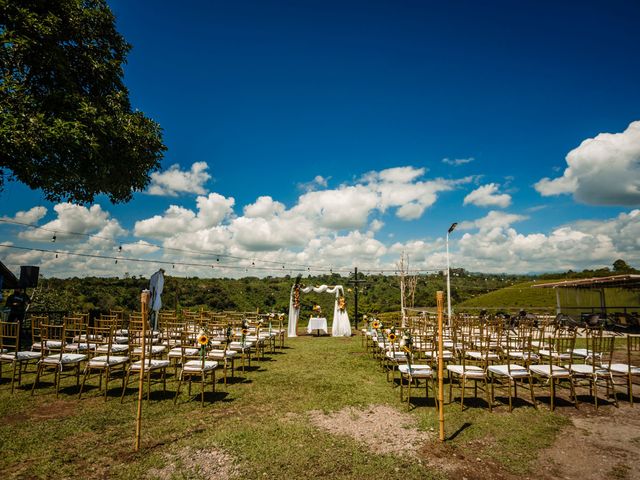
446,222,457,326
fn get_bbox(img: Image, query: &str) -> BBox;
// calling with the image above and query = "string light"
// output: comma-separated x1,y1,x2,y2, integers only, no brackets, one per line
0,218,337,272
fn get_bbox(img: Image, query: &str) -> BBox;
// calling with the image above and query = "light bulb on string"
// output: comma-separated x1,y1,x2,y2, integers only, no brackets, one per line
51,234,56,242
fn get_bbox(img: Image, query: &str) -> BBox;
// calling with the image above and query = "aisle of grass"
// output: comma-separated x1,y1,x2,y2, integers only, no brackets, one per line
0,335,568,479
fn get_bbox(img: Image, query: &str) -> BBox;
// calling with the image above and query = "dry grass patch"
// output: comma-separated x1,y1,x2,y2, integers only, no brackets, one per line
307,404,433,457
146,446,240,480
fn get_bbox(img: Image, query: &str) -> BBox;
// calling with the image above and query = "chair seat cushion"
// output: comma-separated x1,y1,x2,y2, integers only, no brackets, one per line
571,348,595,358
398,364,433,377
132,345,167,355
182,360,218,372
609,363,640,375
208,350,237,359
467,351,500,361
96,344,129,354
447,365,485,378
32,340,63,350
529,364,571,377
0,351,41,361
130,359,170,371
168,347,199,358
508,351,539,361
423,350,454,360
539,349,572,361
64,343,97,352
488,364,529,377
88,355,129,367
385,351,408,361
569,364,608,375
42,353,87,365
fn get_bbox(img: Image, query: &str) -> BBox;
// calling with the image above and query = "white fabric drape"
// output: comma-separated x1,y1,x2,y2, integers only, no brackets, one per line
287,284,351,337
287,284,300,337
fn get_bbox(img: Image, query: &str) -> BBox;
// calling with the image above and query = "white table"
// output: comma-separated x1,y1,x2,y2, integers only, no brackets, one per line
307,317,328,336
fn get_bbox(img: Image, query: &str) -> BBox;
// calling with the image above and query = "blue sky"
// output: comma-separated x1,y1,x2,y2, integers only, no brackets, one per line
1,1,640,277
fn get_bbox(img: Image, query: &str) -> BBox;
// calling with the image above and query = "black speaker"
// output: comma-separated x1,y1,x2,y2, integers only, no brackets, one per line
19,266,39,288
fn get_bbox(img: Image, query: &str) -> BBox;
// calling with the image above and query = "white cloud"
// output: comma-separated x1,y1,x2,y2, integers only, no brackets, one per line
294,185,379,230
534,120,640,205
1,206,48,224
121,241,160,256
134,193,234,239
463,183,512,208
313,175,329,188
243,196,286,218
442,157,474,166
297,175,331,192
369,219,384,232
230,216,311,250
134,205,197,239
376,166,426,183
196,193,235,227
458,210,527,231
19,203,125,243
147,161,212,197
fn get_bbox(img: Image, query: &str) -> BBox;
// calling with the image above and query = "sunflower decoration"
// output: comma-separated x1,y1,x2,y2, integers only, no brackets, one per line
402,345,413,369
338,296,346,311
371,319,381,330
196,329,210,358
312,304,322,316
388,331,397,343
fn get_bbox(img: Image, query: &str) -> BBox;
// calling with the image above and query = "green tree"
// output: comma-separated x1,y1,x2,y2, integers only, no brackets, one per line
613,259,635,273
0,0,166,203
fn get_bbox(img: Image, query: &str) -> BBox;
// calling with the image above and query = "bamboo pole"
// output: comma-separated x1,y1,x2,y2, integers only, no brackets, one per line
437,290,445,442
135,289,150,452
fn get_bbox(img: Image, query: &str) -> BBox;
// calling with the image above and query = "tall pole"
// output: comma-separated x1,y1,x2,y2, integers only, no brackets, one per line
348,267,366,330
354,267,359,330
446,222,457,327
135,289,150,452
446,231,451,326
437,290,445,442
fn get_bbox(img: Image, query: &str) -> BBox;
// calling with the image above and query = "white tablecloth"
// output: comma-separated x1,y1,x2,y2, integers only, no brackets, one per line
307,317,328,334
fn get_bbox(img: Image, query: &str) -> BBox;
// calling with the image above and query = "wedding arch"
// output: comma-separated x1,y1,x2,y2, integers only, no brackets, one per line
287,284,351,337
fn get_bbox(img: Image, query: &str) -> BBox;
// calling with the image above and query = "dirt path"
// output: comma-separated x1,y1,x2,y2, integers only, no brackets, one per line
534,403,640,480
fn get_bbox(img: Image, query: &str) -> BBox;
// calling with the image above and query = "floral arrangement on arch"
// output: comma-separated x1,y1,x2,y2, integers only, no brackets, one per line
312,304,322,315
293,284,301,309
338,296,346,312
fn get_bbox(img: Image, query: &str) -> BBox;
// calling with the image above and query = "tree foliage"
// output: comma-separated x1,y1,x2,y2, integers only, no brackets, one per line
0,0,166,203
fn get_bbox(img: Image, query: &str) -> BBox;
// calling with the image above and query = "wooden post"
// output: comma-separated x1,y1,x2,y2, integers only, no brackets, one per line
437,290,445,442
135,289,150,452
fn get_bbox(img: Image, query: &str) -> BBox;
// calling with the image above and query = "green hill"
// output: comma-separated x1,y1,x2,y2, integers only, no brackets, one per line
456,280,558,312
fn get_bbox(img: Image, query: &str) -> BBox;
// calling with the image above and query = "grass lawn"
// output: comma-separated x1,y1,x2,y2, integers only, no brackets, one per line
0,335,570,479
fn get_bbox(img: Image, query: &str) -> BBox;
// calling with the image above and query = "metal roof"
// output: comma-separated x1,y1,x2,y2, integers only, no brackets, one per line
532,274,640,290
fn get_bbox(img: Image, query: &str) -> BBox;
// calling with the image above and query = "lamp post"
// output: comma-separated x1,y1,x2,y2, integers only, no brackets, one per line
446,222,457,326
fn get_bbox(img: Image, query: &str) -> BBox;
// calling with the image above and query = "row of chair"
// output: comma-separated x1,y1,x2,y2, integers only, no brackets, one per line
0,310,287,405
363,313,640,411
